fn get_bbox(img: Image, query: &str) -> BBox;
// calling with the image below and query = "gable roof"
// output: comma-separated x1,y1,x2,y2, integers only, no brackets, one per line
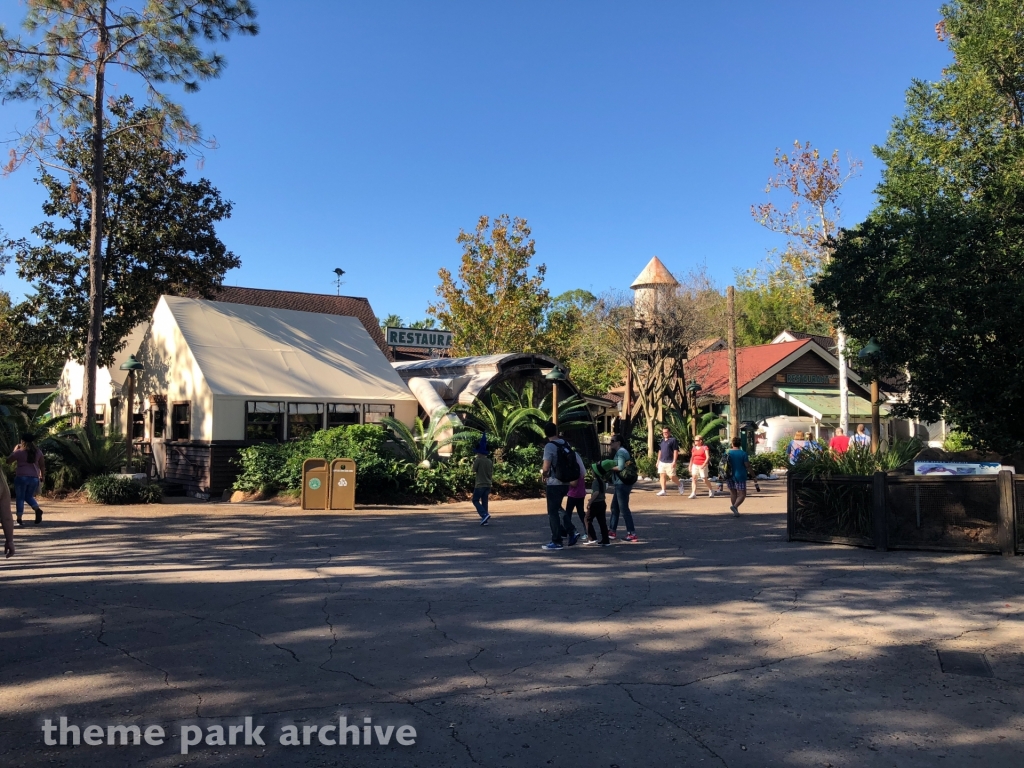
686,339,864,401
159,296,415,401
771,329,837,353
213,286,392,360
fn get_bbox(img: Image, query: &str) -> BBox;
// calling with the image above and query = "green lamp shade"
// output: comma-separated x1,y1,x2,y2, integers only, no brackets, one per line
119,354,144,372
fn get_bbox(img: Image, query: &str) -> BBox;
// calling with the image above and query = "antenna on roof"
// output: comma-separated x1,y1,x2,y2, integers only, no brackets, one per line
333,268,346,295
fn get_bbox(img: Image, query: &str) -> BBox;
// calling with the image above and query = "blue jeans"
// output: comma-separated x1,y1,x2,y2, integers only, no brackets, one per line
14,476,40,519
609,483,634,533
472,487,489,519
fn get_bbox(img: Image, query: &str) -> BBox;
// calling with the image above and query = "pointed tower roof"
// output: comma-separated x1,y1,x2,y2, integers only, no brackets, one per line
630,256,679,289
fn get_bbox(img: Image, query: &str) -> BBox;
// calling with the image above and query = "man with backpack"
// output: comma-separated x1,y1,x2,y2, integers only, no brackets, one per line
540,421,580,550
607,433,638,542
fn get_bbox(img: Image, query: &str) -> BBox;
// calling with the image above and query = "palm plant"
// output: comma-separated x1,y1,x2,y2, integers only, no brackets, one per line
45,426,126,490
380,407,471,469
495,380,594,432
459,392,547,462
0,377,29,457
662,409,726,453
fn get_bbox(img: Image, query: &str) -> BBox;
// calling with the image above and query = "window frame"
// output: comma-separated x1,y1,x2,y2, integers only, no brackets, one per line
363,403,395,425
326,402,362,429
171,402,191,441
245,400,286,442
287,402,324,441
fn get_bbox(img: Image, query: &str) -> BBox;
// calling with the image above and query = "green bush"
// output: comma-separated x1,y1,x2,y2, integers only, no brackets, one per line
942,430,972,452
757,449,789,470
84,475,162,504
635,455,658,478
233,425,411,502
749,454,774,477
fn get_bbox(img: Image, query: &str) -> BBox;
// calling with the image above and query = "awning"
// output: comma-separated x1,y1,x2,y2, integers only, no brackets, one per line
773,387,890,421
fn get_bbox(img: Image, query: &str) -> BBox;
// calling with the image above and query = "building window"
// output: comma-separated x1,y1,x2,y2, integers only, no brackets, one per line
172,403,191,441
152,403,166,439
132,411,145,439
363,404,394,425
327,403,361,428
94,404,106,429
246,401,285,441
288,402,323,440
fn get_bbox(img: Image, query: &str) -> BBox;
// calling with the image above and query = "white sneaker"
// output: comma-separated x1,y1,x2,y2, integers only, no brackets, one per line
708,490,714,498
656,490,666,496
688,492,696,499
678,485,685,495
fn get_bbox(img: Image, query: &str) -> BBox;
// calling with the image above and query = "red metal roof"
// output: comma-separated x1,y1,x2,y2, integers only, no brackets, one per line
685,339,811,399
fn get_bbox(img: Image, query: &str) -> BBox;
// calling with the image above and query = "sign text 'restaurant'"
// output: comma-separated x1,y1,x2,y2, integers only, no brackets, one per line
386,328,453,350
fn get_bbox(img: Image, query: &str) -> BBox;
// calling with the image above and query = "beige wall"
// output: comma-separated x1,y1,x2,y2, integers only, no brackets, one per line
134,298,214,442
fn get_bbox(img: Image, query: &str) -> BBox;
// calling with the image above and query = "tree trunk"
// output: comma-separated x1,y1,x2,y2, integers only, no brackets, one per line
647,406,656,459
727,286,739,440
83,3,109,433
837,328,849,435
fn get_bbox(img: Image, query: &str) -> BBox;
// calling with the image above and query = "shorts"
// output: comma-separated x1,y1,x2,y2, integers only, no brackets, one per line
657,461,677,477
689,464,708,480
727,479,747,491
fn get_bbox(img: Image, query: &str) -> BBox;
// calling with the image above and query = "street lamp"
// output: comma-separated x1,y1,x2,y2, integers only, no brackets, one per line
686,380,702,438
545,367,568,429
119,354,144,472
858,338,882,452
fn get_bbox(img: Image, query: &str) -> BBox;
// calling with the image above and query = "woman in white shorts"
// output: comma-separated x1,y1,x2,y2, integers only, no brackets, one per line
688,435,714,498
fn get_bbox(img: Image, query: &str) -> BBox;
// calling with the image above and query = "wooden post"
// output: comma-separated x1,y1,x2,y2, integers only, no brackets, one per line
870,379,880,452
727,286,739,440
786,471,795,541
872,471,887,551
996,470,1015,557
123,370,135,473
552,381,559,430
623,366,633,439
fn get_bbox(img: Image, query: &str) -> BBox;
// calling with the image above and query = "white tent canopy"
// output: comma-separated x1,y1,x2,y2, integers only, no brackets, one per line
164,296,414,400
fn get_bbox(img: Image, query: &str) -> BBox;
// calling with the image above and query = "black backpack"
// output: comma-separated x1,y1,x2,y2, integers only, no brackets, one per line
552,440,581,483
619,458,639,486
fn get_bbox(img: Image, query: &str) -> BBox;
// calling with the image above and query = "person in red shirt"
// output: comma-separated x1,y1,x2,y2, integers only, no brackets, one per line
687,435,714,498
829,428,851,454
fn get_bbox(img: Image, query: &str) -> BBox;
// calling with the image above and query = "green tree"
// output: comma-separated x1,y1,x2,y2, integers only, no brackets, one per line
0,0,258,428
735,267,835,345
429,215,550,356
816,0,1024,452
544,290,622,396
14,98,239,367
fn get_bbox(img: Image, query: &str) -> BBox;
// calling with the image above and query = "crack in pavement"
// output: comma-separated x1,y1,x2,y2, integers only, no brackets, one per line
618,682,730,768
93,608,205,717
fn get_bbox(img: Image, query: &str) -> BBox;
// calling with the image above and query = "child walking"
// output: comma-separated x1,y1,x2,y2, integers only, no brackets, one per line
471,436,493,525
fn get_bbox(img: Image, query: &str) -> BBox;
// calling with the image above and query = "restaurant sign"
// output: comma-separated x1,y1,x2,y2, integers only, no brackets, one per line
386,327,453,350
775,373,838,385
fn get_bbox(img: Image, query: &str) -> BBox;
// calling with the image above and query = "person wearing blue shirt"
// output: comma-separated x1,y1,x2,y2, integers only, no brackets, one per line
724,437,752,517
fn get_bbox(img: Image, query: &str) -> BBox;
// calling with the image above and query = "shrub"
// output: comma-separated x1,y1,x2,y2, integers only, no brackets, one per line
757,449,789,470
635,455,658,478
749,454,774,477
942,430,972,453
232,425,411,502
85,475,162,504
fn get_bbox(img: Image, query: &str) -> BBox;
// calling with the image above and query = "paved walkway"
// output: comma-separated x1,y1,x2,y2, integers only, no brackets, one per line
1,481,1022,767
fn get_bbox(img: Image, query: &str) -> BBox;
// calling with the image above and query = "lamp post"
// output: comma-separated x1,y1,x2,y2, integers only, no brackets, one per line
686,379,702,438
545,367,567,430
119,354,144,472
857,338,882,452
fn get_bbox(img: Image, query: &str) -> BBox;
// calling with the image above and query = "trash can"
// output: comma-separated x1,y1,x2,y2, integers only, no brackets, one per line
301,458,330,510
329,458,356,510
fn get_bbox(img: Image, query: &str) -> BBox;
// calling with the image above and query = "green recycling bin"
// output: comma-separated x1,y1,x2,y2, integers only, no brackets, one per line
329,458,356,510
301,458,330,510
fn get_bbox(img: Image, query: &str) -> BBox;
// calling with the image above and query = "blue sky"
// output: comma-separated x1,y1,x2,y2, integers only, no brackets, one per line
0,1,952,325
